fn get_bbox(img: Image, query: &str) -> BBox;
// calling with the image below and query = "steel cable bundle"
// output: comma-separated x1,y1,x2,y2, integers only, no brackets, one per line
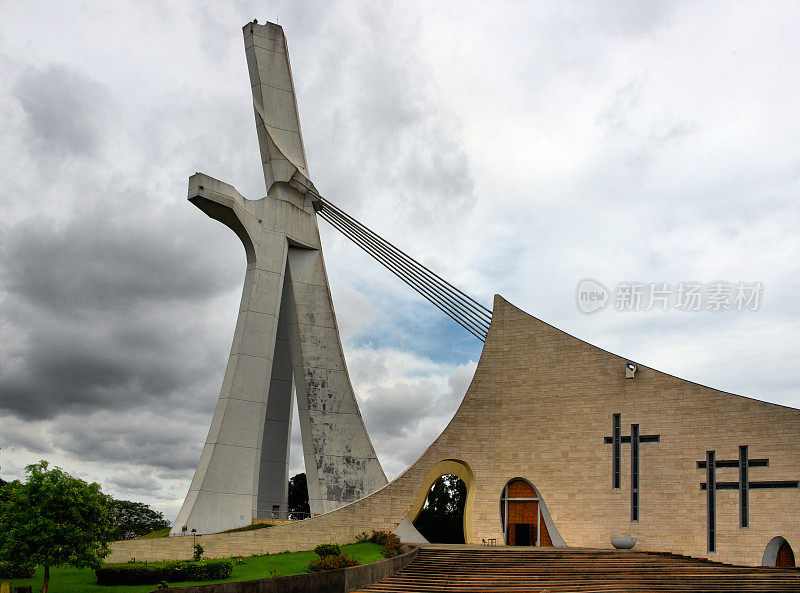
291,183,491,341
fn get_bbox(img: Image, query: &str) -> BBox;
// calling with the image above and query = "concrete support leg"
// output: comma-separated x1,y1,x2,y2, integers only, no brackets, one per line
286,247,387,515
255,284,295,519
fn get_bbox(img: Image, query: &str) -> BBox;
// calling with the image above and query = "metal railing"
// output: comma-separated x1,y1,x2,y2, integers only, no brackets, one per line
255,510,313,521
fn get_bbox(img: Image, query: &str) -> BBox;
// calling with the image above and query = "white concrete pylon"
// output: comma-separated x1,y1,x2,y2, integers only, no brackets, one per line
171,22,386,536
244,21,313,194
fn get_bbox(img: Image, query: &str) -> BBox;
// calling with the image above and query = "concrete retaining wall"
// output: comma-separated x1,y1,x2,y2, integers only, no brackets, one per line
152,546,417,593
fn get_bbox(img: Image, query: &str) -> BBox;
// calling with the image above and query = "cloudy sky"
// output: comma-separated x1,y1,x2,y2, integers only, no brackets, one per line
1,1,799,521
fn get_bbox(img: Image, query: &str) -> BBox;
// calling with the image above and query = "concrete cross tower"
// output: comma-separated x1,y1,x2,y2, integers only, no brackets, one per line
171,21,387,535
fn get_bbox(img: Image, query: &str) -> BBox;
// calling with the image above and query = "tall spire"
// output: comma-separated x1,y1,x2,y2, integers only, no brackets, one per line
171,22,386,535
244,21,315,194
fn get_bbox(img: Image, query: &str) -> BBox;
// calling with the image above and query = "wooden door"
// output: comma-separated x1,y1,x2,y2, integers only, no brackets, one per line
514,523,532,546
501,480,555,547
777,541,795,568
508,500,538,524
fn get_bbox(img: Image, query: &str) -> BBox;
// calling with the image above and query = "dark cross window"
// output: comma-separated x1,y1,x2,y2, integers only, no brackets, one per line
697,446,799,553
631,424,640,521
612,413,621,488
604,414,660,522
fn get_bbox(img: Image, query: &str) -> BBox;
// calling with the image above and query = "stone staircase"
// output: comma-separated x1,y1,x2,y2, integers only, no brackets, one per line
357,546,800,592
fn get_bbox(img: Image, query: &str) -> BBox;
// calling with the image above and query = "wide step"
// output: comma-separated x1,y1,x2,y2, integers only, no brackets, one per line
356,547,800,593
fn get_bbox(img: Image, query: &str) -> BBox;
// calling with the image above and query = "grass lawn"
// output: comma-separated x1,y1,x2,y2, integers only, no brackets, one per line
136,528,171,540
1,543,384,593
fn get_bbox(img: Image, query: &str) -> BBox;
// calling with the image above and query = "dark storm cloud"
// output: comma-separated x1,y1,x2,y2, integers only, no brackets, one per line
0,189,240,420
1,205,234,315
50,409,205,472
1,350,129,419
13,64,111,159
0,326,197,420
0,255,229,419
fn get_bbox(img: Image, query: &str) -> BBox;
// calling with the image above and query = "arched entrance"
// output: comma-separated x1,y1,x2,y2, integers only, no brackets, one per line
409,460,476,543
413,474,467,543
763,537,796,568
500,478,553,546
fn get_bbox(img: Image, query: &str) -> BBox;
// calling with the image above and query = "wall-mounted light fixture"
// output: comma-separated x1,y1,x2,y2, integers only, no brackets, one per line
625,362,637,379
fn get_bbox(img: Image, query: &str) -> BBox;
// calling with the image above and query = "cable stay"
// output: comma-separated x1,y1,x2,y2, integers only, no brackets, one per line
290,184,491,341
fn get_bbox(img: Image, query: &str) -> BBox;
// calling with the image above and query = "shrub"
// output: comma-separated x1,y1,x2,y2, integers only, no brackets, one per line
313,543,341,557
380,532,403,558
0,560,36,578
306,554,360,572
365,529,391,545
360,529,402,556
95,559,233,585
193,543,204,561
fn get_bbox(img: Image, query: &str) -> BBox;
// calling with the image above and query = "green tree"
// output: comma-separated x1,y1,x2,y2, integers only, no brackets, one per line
107,498,171,540
0,478,17,505
0,461,114,593
287,473,310,519
413,474,466,543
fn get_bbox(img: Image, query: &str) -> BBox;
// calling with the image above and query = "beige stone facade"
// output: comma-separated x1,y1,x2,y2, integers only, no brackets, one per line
110,295,800,566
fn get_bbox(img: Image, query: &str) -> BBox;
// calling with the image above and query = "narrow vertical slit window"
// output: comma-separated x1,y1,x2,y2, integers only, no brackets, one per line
739,445,749,528
631,423,640,522
612,414,621,489
707,450,716,553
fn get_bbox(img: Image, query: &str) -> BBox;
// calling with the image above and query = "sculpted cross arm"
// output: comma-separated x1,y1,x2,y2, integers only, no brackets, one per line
188,173,262,265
